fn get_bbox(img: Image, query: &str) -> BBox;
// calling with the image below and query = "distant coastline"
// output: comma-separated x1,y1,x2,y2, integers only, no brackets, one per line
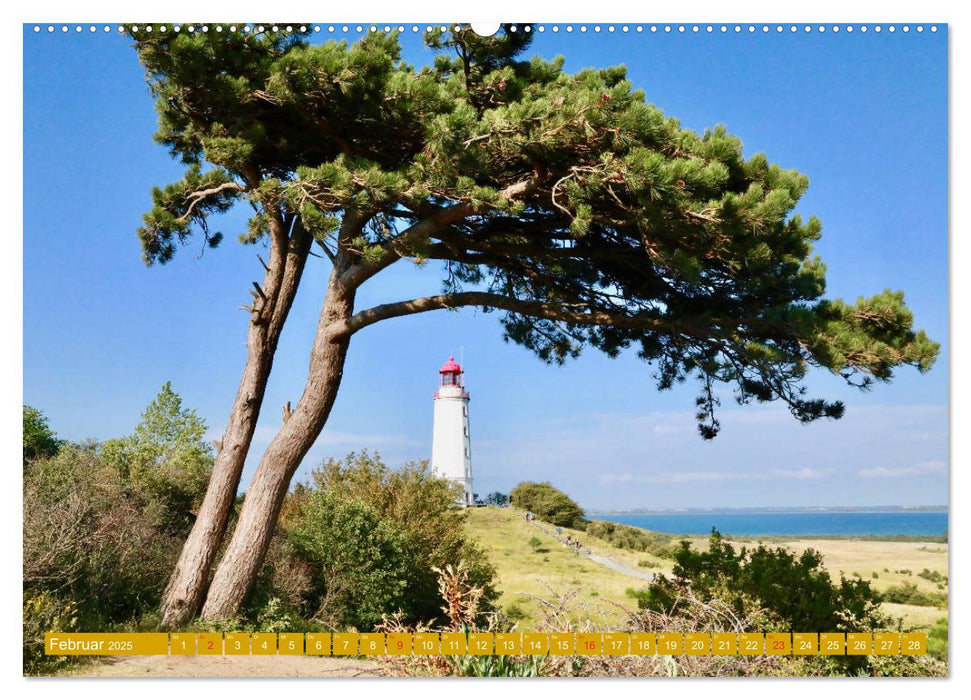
589,508,948,538
587,505,947,516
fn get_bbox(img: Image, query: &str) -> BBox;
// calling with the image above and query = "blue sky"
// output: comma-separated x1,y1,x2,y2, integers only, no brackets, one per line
22,26,948,509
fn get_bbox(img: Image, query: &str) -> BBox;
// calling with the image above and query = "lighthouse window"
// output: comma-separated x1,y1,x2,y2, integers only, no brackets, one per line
464,426,469,436
463,406,468,416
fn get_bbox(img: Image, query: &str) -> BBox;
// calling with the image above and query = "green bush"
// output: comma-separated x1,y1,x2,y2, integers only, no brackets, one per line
23,387,212,671
584,519,675,558
927,617,948,661
99,382,213,535
880,582,947,608
625,586,652,608
270,451,499,630
509,481,585,528
289,491,418,629
917,569,945,584
23,591,78,676
23,405,60,464
24,444,183,627
505,603,528,622
644,530,886,633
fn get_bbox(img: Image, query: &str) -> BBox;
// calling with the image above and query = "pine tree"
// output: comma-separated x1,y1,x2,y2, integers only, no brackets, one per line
130,25,939,624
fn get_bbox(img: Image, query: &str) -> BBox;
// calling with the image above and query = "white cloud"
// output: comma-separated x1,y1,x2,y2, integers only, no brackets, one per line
597,470,753,486
598,473,635,485
770,468,833,480
597,466,833,487
858,460,948,479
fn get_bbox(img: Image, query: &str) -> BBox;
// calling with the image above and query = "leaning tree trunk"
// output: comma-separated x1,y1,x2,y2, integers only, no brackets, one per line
200,271,356,620
159,218,310,629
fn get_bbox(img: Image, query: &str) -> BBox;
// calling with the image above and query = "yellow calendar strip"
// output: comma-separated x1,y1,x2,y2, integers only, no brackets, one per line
631,632,656,655
44,631,927,657
170,632,195,655
306,632,331,655
45,633,168,656
441,632,467,655
523,632,549,655
414,633,440,655
604,632,630,656
386,633,413,655
712,632,736,655
197,632,222,655
468,633,494,655
495,632,521,655
548,632,572,655
279,632,304,655
792,633,817,655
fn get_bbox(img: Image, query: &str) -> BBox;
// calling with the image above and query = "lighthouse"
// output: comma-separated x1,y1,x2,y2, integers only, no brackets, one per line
431,356,474,507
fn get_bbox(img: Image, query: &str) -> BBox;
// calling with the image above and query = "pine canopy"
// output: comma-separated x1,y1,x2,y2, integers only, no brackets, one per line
132,26,939,438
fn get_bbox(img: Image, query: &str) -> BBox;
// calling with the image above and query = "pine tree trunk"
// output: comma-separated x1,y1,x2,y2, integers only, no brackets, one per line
200,271,356,620
159,218,310,629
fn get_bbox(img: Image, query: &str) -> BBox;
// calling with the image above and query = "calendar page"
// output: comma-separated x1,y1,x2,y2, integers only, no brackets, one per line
22,18,948,680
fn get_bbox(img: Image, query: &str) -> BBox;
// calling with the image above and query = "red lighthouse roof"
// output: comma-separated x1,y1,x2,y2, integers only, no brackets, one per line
439,356,462,374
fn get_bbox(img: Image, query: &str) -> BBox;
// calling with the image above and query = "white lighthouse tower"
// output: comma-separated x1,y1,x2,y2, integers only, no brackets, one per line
431,356,474,507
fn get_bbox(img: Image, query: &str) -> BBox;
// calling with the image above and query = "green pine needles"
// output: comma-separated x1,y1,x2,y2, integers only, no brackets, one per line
131,25,939,439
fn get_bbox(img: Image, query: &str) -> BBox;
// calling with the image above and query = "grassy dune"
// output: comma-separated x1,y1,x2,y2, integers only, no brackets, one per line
464,507,948,631
464,507,666,628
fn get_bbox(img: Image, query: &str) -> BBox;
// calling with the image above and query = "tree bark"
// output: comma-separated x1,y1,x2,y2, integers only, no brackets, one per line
159,215,310,629
199,269,356,620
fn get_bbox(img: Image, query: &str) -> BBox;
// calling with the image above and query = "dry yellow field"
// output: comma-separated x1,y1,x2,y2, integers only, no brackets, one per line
748,538,948,627
759,539,948,593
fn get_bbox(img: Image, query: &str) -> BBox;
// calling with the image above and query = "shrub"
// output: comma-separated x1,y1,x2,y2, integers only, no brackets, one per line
625,587,652,608
23,443,182,627
23,591,77,676
288,491,418,629
274,451,498,630
880,582,947,608
99,382,213,535
505,603,528,622
644,530,886,633
927,617,947,662
509,481,585,528
22,386,211,670
23,405,60,464
584,520,675,558
528,536,542,550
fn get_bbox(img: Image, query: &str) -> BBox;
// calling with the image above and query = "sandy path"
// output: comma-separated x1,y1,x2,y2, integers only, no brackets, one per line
528,519,655,582
586,552,655,581
69,654,388,678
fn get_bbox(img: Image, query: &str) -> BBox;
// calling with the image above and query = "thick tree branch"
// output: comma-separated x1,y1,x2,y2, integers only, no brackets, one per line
328,291,665,338
339,175,543,289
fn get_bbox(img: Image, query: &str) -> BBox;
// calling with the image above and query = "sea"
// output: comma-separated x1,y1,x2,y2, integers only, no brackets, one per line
591,510,948,537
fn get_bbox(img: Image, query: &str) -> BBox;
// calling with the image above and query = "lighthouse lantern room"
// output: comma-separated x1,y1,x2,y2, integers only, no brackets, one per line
431,356,474,506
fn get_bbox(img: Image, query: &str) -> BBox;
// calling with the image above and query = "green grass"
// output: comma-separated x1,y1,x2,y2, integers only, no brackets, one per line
464,507,672,629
